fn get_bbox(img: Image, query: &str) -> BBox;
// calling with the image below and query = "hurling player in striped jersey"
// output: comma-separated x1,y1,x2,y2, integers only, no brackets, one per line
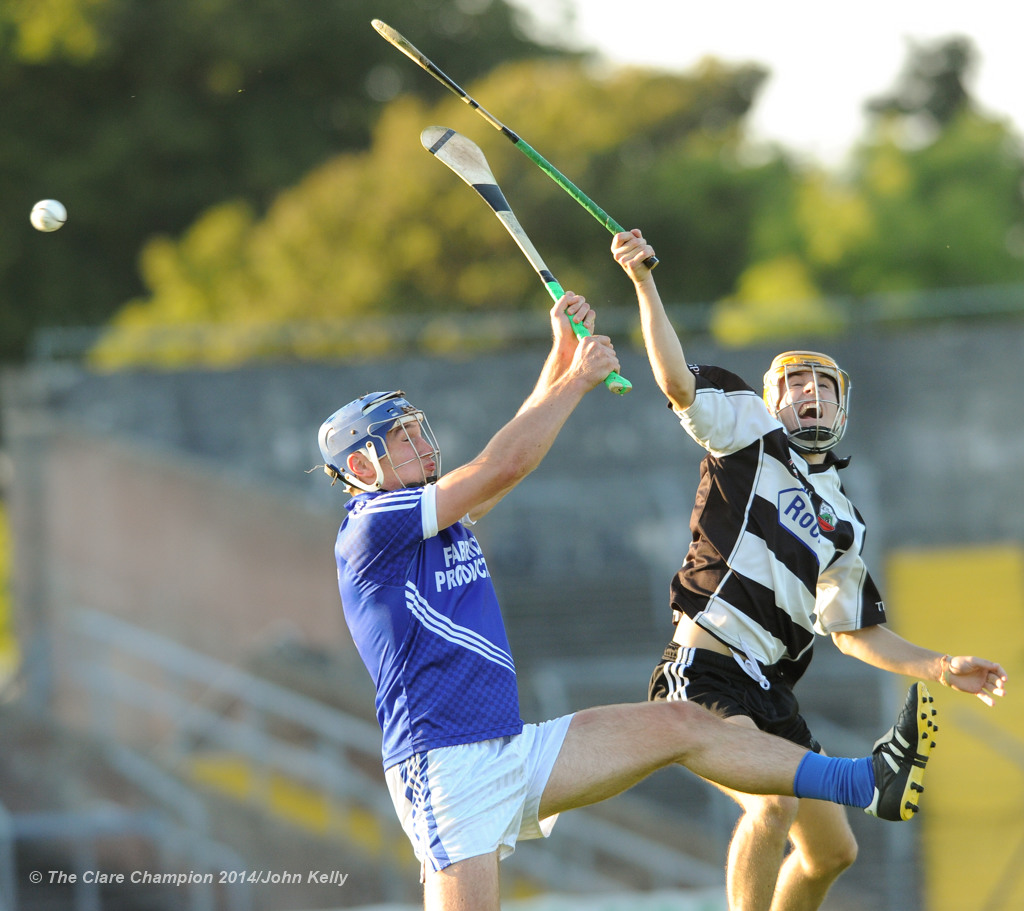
317,293,952,911
613,227,1008,911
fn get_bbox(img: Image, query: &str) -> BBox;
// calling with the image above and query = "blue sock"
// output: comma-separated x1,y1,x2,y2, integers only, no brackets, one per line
793,753,874,808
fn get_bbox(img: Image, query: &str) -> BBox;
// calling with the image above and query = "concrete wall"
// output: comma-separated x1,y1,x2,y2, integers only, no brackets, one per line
6,317,1023,910
4,317,1024,707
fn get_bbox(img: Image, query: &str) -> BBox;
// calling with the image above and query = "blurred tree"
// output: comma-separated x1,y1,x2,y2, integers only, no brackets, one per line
834,37,1024,297
0,0,565,361
866,35,974,128
712,254,846,346
843,112,1024,295
714,36,1024,345
11,16,1023,365
90,57,781,367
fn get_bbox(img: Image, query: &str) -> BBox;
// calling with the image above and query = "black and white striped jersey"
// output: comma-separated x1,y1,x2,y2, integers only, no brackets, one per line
670,365,885,680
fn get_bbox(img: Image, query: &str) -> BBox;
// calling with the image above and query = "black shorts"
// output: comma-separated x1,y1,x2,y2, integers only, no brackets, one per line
648,643,821,753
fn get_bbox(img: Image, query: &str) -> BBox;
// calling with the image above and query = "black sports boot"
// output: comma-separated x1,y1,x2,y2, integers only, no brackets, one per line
865,682,938,821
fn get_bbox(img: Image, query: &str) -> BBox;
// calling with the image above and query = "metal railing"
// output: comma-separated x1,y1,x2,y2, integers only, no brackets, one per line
64,608,728,895
68,608,385,796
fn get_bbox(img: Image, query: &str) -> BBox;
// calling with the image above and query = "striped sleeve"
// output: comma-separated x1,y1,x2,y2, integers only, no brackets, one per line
676,366,781,457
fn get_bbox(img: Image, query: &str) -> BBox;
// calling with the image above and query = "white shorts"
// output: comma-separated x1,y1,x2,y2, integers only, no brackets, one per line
384,714,575,875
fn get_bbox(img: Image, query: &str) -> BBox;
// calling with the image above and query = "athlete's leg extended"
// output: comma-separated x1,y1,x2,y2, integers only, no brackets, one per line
539,687,936,824
418,706,807,911
539,701,811,819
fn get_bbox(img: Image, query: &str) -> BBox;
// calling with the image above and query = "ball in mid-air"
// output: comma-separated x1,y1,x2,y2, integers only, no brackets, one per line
30,199,67,232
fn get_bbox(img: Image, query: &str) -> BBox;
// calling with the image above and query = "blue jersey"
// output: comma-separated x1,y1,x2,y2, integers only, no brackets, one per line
334,484,523,769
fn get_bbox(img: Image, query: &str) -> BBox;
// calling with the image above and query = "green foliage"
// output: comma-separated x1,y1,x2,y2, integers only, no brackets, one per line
843,111,1024,294
866,35,974,127
0,0,563,362
712,255,846,346
713,37,1024,345
5,14,1024,365
2,0,111,62
91,58,781,367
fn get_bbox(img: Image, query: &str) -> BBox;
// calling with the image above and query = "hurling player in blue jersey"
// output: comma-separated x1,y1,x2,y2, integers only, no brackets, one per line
612,229,1008,911
318,293,947,911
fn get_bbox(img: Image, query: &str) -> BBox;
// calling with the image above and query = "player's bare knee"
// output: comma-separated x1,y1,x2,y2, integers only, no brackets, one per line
663,699,710,725
745,793,800,829
835,836,858,872
657,700,721,757
811,831,858,874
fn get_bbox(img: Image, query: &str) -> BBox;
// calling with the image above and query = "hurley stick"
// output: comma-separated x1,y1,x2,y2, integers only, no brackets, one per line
421,126,631,395
374,19,658,269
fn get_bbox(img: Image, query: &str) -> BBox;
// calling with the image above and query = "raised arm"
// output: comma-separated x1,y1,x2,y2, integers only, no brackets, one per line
434,293,618,529
462,293,596,522
523,292,597,411
612,229,695,411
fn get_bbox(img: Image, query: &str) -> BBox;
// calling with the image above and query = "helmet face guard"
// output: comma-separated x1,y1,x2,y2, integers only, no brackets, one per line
762,351,850,453
318,391,440,492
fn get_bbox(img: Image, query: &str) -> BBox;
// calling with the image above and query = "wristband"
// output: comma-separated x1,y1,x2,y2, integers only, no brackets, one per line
939,654,954,687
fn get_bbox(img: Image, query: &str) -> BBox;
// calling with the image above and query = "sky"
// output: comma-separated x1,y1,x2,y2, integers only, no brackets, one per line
507,0,1021,166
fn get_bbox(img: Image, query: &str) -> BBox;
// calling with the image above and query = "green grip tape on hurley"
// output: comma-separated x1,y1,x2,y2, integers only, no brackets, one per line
543,277,631,395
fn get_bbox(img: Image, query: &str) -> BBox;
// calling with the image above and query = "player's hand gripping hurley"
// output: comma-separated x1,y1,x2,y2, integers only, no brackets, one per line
422,126,631,395
374,18,657,270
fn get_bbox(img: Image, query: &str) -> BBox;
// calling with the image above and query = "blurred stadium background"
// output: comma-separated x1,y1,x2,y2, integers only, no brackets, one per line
2,308,1023,911
1,2,1023,910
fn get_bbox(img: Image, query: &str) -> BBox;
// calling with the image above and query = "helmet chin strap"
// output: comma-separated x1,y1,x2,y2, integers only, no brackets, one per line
342,443,387,493
780,403,836,452
788,425,832,453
